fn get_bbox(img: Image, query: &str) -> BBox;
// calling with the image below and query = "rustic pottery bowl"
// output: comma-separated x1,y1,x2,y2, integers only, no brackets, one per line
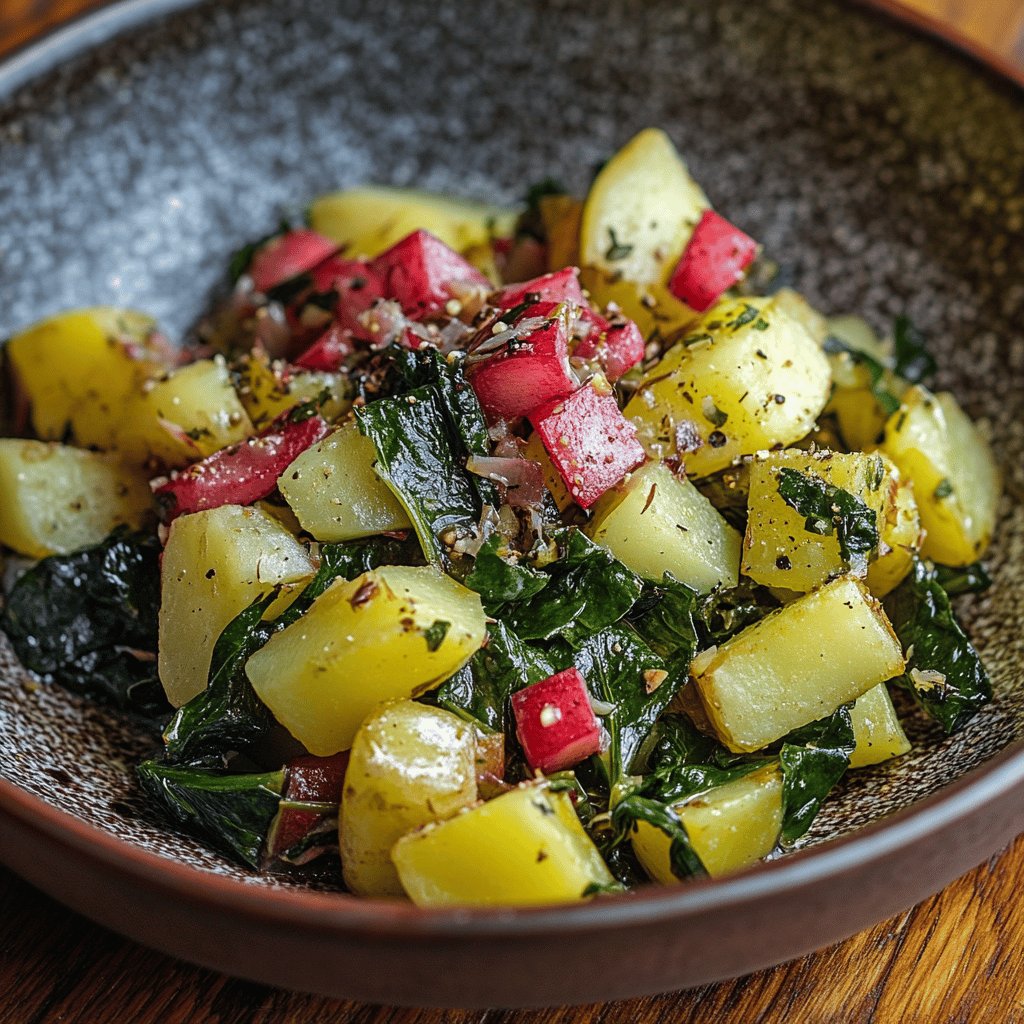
1,0,1023,1008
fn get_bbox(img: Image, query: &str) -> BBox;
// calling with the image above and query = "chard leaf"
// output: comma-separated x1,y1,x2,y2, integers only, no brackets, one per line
609,794,707,880
1,530,167,722
164,536,417,765
629,575,700,669
571,624,674,784
508,530,643,643
465,534,549,613
892,315,936,385
436,620,554,732
884,558,991,734
694,582,775,646
778,705,855,844
824,335,901,416
776,467,879,572
136,760,284,868
933,561,992,597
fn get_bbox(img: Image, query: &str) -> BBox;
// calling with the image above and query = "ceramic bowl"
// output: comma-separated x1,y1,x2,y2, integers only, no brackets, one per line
1,0,1022,1007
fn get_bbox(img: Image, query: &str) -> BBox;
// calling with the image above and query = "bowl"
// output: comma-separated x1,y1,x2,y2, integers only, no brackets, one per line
1,0,1023,1007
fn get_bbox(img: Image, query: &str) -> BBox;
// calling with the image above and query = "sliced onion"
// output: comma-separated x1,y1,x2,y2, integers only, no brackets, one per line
466,455,545,509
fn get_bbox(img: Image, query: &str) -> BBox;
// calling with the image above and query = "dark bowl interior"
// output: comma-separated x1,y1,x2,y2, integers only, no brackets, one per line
1,0,1023,1006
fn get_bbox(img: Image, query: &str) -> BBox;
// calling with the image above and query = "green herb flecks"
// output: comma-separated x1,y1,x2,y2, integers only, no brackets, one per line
605,227,634,262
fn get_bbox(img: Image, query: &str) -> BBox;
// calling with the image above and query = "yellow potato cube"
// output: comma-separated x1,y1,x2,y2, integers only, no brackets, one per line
341,701,478,897
741,449,892,591
277,422,411,541
866,458,923,598
234,351,350,430
880,386,1000,566
625,295,831,477
631,763,783,881
0,439,151,558
849,684,911,769
158,505,314,707
245,565,486,755
392,783,614,907
587,461,741,593
692,575,905,752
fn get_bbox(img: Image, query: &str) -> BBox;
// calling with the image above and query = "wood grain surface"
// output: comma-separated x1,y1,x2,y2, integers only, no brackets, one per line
2,2,1024,1022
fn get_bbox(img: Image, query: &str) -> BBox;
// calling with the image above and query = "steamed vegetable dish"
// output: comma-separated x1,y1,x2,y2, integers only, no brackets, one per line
0,128,1002,905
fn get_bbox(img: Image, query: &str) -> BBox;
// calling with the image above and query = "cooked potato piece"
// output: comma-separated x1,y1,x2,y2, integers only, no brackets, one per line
6,307,165,449
587,461,741,593
341,701,478,897
625,295,831,477
772,289,828,346
849,684,911,769
880,386,1000,566
742,449,892,591
122,357,254,467
692,576,905,752
309,186,517,259
246,565,486,755
540,194,583,272
392,782,613,906
866,458,923,598
278,422,412,541
631,763,783,881
159,505,314,707
578,128,708,338
234,352,350,430
0,440,151,558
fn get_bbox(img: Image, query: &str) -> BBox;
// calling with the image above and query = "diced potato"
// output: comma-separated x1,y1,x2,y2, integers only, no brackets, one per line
849,684,911,769
246,565,486,755
625,295,832,477
392,782,614,906
827,314,888,361
772,289,828,346
539,194,583,272
866,458,923,598
587,461,741,593
692,575,905,752
579,128,708,338
309,186,517,259
0,439,151,558
631,763,783,881
340,701,478,897
880,386,1000,566
6,308,166,449
277,422,411,541
742,449,892,591
121,357,254,467
158,505,314,707
234,352,350,430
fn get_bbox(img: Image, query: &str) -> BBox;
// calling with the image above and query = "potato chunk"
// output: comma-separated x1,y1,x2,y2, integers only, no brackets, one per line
246,565,486,755
692,576,905,752
6,308,165,450
742,449,892,591
625,295,831,477
277,422,411,541
631,763,783,881
849,684,911,769
587,461,740,593
866,459,923,598
122,357,254,467
341,701,477,897
0,440,151,558
158,505,314,707
579,128,708,337
392,783,614,906
880,386,1000,566
309,186,517,259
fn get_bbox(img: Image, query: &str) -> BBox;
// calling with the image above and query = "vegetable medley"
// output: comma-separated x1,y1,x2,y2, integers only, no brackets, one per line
0,128,1002,905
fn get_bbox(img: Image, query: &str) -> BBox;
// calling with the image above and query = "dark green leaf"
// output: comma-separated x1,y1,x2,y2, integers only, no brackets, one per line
884,558,992,734
605,227,633,262
1,530,167,722
777,467,879,572
136,760,284,868
778,705,855,843
436,620,554,732
465,534,549,613
609,794,707,880
508,530,643,643
933,561,992,596
423,620,451,652
693,581,775,647
892,315,936,385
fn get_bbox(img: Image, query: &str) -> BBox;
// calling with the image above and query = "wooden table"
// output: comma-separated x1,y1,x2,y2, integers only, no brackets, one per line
2,2,1023,1022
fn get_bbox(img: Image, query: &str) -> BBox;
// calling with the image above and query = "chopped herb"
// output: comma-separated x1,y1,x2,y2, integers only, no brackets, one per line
422,620,451,652
933,478,954,500
605,227,634,262
726,303,760,330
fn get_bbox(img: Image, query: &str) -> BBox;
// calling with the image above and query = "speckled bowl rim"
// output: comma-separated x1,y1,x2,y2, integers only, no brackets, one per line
1,0,1023,944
